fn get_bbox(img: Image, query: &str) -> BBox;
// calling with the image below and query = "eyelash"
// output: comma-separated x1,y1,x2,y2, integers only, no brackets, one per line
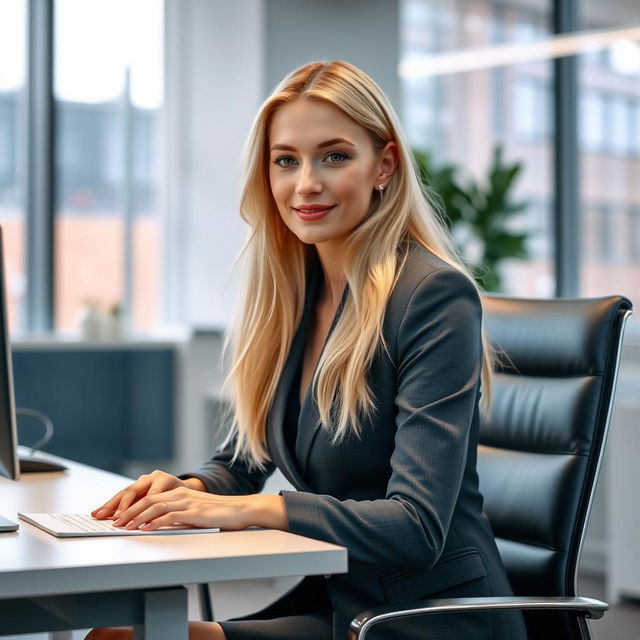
273,151,350,167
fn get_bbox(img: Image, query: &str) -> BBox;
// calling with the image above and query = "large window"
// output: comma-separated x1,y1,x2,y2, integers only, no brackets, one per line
401,0,554,297
54,0,163,332
401,0,640,326
0,0,27,331
580,6,640,322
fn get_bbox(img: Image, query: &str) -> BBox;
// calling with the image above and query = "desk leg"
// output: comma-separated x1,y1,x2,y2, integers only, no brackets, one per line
133,587,188,640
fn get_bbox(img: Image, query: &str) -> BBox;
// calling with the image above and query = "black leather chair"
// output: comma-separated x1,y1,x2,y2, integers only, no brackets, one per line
349,294,632,640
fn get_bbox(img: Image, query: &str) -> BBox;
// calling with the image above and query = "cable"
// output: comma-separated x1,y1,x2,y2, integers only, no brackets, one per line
16,407,55,456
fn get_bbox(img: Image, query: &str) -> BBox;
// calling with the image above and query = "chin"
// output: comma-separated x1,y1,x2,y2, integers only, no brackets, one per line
291,227,337,246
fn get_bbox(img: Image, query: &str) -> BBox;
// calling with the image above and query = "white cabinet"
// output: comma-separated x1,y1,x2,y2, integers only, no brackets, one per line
607,389,640,601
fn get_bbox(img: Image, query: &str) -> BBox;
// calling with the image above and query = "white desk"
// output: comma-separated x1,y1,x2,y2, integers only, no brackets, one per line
0,455,347,639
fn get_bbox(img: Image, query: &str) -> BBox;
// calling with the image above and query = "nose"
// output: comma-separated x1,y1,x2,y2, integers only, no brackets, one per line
295,162,322,196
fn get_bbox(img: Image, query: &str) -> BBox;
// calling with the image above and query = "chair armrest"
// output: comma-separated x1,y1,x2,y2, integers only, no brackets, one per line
347,596,608,639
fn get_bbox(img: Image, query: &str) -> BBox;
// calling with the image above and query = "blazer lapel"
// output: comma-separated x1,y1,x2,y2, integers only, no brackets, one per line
266,260,321,491
295,281,349,478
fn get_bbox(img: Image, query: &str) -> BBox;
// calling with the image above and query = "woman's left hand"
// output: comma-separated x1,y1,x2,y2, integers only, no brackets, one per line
110,487,288,532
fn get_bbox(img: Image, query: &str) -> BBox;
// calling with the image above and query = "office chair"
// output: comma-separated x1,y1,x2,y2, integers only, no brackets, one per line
349,294,632,640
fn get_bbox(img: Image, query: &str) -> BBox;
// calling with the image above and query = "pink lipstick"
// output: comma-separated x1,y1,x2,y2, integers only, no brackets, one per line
293,204,336,221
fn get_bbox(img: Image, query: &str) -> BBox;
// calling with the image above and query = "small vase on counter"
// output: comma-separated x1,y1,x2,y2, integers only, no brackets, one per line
78,301,106,340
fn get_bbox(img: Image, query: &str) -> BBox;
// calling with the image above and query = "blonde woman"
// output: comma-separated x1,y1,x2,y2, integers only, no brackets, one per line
88,61,527,640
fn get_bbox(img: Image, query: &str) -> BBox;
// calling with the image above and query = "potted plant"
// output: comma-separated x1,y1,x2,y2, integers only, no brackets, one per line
413,144,530,292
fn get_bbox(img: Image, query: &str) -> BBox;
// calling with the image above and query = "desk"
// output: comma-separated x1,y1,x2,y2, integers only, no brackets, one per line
0,455,347,639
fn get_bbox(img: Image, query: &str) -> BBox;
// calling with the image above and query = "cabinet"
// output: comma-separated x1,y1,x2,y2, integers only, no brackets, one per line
607,400,640,603
11,336,182,472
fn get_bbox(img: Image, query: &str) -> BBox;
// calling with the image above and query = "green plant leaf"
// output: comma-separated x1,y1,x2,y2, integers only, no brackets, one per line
412,144,531,293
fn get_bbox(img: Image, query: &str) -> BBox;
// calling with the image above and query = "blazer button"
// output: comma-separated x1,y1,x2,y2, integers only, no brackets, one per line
324,574,331,579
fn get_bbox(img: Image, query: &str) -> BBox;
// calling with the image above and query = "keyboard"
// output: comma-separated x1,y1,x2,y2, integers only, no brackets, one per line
18,511,221,537
49,513,124,532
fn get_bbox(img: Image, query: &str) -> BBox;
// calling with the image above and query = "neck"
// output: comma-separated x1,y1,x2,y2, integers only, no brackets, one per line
314,243,347,308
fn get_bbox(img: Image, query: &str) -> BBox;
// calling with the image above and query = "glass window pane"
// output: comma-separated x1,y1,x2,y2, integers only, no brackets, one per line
0,0,27,332
401,0,553,296
633,101,640,157
580,3,640,330
54,0,163,333
609,96,630,154
581,91,605,152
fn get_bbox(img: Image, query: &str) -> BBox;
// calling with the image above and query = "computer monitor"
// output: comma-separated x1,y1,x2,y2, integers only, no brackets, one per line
0,226,20,480
0,226,65,479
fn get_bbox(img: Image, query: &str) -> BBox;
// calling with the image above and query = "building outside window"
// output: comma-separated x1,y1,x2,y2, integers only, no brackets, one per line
0,0,27,331
401,0,640,327
54,0,163,332
580,5,640,314
401,0,554,298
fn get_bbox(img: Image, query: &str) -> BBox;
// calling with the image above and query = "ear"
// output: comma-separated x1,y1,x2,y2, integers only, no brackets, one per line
375,141,399,188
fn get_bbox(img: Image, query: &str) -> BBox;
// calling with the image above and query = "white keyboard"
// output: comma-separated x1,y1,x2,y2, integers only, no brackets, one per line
18,511,221,537
49,513,123,532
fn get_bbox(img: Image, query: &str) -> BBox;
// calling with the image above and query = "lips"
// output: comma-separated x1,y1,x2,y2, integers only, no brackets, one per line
293,205,336,221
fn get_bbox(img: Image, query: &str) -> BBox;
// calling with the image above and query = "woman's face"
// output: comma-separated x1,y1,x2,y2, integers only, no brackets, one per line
268,98,394,249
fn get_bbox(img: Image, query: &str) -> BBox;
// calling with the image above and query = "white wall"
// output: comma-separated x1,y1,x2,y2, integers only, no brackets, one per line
162,0,265,328
582,339,640,577
263,0,400,108
162,0,401,329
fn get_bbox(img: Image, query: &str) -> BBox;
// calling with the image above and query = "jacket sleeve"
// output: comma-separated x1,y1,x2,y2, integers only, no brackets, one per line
280,267,483,568
180,438,276,495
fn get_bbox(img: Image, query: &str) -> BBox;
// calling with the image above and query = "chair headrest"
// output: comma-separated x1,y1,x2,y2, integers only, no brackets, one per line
482,295,632,376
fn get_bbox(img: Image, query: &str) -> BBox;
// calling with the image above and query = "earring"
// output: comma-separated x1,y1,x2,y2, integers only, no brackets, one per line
378,184,385,193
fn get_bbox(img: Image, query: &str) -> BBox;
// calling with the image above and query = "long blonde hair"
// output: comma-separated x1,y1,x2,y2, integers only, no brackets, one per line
223,60,492,468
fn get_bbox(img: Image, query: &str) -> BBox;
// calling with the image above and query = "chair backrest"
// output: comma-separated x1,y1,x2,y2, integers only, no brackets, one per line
478,295,632,640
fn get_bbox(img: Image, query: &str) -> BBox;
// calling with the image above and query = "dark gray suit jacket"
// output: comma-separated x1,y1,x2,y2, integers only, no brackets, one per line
185,242,527,639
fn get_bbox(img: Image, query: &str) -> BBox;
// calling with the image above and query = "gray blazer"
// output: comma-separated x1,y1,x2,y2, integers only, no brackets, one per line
185,242,527,639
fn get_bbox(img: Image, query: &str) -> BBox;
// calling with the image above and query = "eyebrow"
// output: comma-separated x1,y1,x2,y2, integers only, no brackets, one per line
269,137,356,152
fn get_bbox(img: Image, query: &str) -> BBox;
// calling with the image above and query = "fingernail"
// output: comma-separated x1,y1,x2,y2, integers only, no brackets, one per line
113,510,121,519
94,509,104,518
113,518,124,527
125,521,137,530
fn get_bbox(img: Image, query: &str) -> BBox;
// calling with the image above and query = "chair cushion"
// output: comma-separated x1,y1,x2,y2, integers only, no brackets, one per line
482,374,601,454
483,296,623,376
478,445,587,549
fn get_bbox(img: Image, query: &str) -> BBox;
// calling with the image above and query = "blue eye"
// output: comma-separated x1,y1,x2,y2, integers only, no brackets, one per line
274,156,297,167
325,151,348,164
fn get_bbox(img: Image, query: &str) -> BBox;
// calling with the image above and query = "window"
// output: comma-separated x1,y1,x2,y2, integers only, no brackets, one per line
401,0,554,296
513,75,550,143
607,95,631,155
53,0,164,332
630,208,640,261
580,32,640,319
632,100,640,157
598,206,615,262
581,90,606,153
0,0,27,332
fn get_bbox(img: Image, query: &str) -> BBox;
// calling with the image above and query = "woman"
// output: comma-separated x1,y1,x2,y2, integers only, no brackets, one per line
87,61,527,640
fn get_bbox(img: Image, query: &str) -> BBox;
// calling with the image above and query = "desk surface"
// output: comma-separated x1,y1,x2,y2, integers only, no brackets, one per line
0,456,347,600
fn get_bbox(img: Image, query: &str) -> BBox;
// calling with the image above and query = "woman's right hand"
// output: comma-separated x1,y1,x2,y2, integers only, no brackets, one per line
91,470,206,520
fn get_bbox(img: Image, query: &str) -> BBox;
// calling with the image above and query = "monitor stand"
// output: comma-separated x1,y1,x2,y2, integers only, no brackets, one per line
20,456,67,473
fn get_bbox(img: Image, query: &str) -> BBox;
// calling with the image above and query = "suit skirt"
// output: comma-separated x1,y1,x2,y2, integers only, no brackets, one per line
217,574,526,640
219,576,332,640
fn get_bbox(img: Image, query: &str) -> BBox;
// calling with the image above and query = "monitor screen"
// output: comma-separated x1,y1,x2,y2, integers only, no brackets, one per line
0,226,20,480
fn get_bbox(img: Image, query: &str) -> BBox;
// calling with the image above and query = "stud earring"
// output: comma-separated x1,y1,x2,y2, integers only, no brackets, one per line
378,184,385,193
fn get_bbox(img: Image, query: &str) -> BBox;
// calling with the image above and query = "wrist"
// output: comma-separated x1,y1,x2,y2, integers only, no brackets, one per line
248,494,288,531
183,476,207,492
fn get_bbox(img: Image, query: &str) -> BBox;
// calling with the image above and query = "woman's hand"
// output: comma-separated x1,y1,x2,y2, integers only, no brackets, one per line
91,470,206,521
108,489,288,532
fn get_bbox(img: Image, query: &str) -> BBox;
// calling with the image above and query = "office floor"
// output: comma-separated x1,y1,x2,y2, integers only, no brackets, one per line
5,573,640,639
577,573,640,640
